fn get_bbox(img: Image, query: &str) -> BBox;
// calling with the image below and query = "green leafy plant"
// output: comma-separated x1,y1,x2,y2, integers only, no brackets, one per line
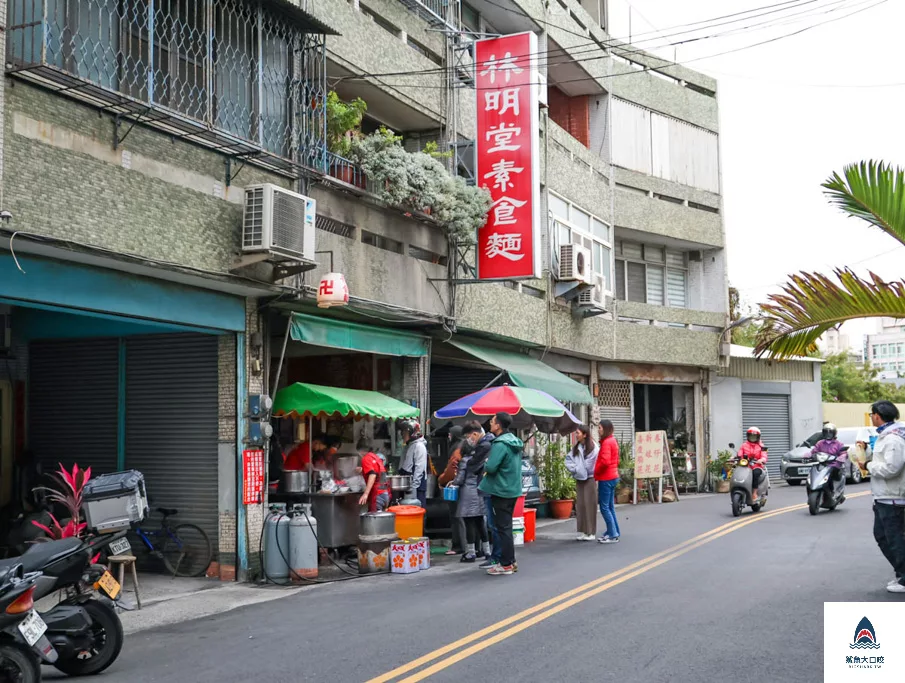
756,161,905,358
707,450,734,479
326,91,367,156
537,437,576,501
423,140,453,159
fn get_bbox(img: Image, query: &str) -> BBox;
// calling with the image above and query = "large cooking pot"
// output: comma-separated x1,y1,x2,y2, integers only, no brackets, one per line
359,512,396,537
283,470,310,493
425,474,438,499
387,474,412,492
335,455,360,479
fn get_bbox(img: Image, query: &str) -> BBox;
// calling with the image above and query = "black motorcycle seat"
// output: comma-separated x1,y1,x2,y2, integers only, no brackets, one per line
16,538,84,572
157,507,178,517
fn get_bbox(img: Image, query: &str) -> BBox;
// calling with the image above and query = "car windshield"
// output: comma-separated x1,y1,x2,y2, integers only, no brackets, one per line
803,432,822,447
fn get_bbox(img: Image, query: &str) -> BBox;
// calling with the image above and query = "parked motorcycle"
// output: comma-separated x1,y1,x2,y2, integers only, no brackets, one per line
806,446,849,515
730,451,770,517
0,531,128,677
0,564,58,682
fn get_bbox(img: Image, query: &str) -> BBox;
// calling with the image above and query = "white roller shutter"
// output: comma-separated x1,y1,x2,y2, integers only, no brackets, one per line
742,394,791,480
611,99,651,175
598,380,634,450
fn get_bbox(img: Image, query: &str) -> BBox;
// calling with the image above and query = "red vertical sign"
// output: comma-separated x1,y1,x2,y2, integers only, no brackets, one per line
243,449,265,505
475,32,541,280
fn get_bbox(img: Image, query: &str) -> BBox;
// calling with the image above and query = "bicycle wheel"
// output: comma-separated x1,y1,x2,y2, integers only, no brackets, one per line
162,524,213,577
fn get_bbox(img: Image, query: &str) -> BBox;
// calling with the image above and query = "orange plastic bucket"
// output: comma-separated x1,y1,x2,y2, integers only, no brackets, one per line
387,505,426,540
523,508,536,543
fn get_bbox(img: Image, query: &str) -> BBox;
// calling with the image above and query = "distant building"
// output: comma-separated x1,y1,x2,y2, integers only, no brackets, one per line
866,318,905,375
819,328,863,364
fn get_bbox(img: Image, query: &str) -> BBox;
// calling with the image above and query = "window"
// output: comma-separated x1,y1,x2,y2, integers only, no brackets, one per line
614,241,688,308
548,191,612,291
11,0,316,160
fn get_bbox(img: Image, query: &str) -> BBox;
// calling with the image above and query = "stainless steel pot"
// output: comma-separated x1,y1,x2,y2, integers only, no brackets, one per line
282,470,310,493
425,474,438,499
387,474,412,492
335,455,360,479
359,512,397,537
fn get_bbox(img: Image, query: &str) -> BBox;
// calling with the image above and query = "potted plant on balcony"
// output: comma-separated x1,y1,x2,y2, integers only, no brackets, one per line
434,176,491,242
539,438,575,519
326,91,367,185
349,127,410,205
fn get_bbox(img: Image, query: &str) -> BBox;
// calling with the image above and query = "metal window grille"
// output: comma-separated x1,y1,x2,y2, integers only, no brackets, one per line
6,0,326,174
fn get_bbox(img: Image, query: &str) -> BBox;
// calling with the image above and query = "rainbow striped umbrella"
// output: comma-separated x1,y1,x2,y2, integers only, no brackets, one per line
433,385,581,435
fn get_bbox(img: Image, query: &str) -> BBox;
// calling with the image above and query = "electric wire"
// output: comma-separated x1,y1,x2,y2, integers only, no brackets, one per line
332,0,865,85
362,0,887,92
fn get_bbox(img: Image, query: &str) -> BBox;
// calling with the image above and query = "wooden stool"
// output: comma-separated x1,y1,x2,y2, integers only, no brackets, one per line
107,555,141,609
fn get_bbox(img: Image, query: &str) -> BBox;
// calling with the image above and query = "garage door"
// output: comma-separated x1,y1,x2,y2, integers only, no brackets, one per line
429,364,501,417
742,393,791,480
125,334,219,560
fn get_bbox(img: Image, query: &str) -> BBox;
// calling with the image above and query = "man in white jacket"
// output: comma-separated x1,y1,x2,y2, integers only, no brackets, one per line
867,400,905,594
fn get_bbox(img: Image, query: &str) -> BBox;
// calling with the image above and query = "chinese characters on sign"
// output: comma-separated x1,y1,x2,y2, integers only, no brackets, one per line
243,449,265,505
475,32,541,280
634,431,666,480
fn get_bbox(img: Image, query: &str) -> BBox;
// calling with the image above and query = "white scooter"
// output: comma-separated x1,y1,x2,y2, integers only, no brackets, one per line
728,443,770,517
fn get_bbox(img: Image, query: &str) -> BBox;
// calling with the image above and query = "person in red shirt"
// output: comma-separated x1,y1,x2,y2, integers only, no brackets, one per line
357,437,389,512
283,436,326,472
737,426,768,500
595,419,621,544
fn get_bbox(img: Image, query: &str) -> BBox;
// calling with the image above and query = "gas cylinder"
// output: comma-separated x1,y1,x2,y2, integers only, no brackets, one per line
263,504,290,581
289,505,318,582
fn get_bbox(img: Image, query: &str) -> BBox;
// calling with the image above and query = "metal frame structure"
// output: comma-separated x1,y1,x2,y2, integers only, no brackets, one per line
6,0,328,179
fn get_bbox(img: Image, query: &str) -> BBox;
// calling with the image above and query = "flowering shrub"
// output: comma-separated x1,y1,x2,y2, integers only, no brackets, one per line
32,463,92,541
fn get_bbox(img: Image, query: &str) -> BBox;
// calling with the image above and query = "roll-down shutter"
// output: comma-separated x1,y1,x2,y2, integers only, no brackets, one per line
125,334,219,558
742,393,791,480
29,339,120,475
429,364,501,417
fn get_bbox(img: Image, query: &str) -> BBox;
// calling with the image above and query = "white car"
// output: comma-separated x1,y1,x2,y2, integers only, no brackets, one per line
780,426,875,485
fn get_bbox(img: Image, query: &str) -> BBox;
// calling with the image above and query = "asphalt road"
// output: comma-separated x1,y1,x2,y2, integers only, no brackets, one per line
46,484,904,682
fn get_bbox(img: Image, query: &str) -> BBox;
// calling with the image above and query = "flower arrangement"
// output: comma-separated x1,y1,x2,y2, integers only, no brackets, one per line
32,463,91,540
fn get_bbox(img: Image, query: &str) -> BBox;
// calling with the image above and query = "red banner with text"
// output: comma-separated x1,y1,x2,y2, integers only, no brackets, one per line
475,32,541,280
243,449,265,505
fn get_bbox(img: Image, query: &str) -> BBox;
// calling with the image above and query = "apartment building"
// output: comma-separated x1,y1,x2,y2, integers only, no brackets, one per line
0,0,730,576
866,318,905,375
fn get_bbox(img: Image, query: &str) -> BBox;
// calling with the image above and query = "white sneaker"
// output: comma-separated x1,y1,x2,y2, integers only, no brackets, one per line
888,578,901,588
576,533,586,541
887,582,905,594
583,534,596,541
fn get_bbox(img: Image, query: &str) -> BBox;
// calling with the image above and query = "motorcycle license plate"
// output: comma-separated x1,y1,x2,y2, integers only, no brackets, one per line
95,571,121,600
17,611,47,647
797,467,811,475
109,537,132,556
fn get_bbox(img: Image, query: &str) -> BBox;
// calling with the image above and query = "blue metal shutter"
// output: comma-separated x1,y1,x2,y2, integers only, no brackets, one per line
28,339,120,475
125,334,219,559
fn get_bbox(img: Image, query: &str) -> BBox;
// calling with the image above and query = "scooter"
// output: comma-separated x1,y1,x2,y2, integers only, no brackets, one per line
0,564,58,682
0,530,128,677
729,448,770,517
806,446,849,515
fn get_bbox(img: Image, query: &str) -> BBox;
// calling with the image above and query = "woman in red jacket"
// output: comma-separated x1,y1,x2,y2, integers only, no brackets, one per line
595,420,621,544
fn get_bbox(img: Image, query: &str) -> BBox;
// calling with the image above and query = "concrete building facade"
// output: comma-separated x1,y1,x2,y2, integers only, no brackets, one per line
1,0,730,577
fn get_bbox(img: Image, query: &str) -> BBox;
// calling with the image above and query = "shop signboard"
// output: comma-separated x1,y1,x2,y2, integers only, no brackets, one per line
243,449,265,505
474,32,541,280
634,431,666,480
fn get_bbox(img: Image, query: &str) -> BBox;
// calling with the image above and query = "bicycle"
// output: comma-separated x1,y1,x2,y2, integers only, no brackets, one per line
131,508,213,578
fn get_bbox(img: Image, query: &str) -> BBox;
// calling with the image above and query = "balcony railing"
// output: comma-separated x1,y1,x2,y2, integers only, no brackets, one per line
6,0,328,177
398,0,459,30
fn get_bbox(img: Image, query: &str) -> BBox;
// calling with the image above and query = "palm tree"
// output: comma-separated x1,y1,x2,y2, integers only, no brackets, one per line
755,161,905,359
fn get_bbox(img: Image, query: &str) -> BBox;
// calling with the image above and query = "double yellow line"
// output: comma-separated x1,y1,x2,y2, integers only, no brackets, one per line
368,492,870,683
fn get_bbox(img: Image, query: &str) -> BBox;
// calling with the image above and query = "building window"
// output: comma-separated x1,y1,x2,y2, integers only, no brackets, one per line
614,241,687,308
8,0,323,162
549,191,612,291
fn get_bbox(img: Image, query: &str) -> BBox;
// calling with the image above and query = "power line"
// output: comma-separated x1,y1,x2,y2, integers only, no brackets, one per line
335,0,872,89
358,0,887,92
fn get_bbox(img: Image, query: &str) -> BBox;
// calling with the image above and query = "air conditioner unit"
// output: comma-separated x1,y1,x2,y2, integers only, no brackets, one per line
558,243,593,284
578,273,607,308
242,184,316,262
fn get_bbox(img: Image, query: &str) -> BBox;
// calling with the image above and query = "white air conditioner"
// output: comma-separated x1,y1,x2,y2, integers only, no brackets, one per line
242,184,316,262
558,243,593,284
578,273,607,308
